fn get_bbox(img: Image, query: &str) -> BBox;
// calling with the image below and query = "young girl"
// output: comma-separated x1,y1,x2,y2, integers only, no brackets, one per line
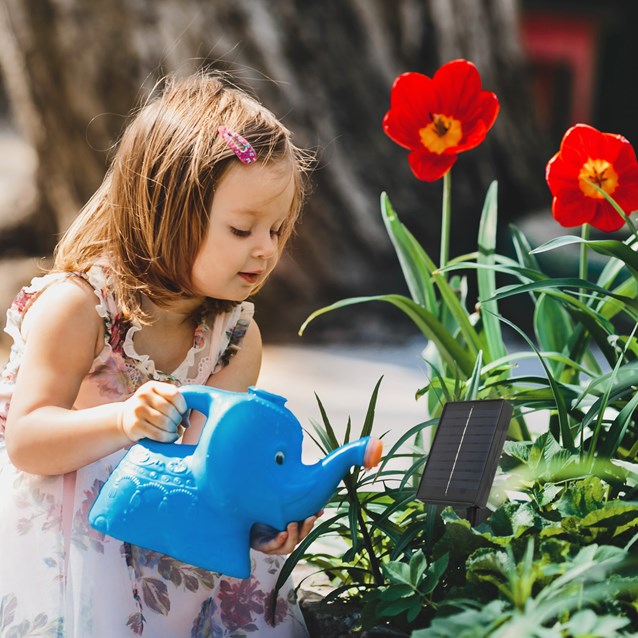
0,72,315,637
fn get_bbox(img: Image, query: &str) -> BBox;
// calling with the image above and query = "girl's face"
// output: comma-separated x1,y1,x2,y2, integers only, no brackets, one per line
190,159,295,302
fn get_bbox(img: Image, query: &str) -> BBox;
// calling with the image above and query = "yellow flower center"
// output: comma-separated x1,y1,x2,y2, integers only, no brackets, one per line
578,158,619,199
418,114,463,155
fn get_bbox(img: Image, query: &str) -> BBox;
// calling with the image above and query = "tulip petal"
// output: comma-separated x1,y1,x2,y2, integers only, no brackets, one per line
546,153,580,195
588,202,626,232
558,125,596,168
383,73,439,149
434,59,482,118
408,150,457,182
552,190,596,227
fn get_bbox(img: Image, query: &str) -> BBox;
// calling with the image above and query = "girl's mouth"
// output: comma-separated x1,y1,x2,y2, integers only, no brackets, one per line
239,272,259,284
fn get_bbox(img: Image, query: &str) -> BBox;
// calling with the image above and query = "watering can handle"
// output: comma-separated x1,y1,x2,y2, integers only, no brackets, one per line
178,384,220,418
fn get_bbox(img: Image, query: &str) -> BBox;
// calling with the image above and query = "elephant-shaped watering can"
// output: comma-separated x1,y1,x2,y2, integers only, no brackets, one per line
89,384,383,578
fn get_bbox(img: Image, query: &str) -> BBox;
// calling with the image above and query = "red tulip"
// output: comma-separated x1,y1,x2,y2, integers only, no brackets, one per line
382,59,499,182
546,124,638,232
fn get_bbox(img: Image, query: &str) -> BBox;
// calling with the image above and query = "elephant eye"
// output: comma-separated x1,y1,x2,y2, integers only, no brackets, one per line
274,451,285,465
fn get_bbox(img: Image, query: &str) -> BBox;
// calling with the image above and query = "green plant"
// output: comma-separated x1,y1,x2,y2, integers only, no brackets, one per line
294,59,638,635
274,377,430,583
412,536,638,638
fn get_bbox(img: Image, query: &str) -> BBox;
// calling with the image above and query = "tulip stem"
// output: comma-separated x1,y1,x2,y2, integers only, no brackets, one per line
440,171,452,274
579,224,590,302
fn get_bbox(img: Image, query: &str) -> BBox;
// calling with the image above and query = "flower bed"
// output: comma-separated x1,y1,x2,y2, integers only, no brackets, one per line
282,59,638,637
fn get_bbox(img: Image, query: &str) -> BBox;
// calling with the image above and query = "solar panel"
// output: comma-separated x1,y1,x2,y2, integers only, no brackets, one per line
416,399,512,508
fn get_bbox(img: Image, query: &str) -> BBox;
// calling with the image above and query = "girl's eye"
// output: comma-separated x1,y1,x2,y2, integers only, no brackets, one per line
230,227,251,238
270,228,282,238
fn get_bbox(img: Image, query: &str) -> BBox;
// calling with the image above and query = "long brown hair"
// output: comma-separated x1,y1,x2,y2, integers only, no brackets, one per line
53,71,311,320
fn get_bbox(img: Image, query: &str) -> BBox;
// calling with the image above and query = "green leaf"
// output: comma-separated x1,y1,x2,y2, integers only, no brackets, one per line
421,553,449,596
533,294,573,375
379,418,436,475
579,503,638,533
380,191,438,311
383,560,413,586
477,181,507,361
509,223,542,273
275,512,346,593
405,597,424,623
600,388,638,458
489,312,575,449
532,235,638,281
553,476,606,518
464,350,483,401
361,376,382,439
378,584,414,601
564,609,630,636
376,597,418,618
312,394,340,450
300,294,476,376
409,549,427,584
492,277,638,317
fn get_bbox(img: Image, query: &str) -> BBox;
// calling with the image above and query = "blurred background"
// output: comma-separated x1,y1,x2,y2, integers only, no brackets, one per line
0,0,634,431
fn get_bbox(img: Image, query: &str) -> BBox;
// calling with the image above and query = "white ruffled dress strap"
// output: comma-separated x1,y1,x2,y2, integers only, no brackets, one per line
212,301,255,374
2,270,112,381
179,301,254,384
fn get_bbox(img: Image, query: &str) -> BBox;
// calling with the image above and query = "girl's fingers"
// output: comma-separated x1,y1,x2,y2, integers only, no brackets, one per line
122,382,187,442
298,516,317,541
148,386,184,427
254,531,288,553
255,515,321,554
154,382,188,415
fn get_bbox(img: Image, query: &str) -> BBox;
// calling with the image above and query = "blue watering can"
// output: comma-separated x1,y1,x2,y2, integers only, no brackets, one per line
89,385,383,579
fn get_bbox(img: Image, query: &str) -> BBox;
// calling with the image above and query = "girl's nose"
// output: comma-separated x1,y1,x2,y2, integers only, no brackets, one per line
252,233,278,259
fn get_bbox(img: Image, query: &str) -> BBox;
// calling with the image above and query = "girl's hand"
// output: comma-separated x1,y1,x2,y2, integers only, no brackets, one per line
119,381,187,443
253,511,324,556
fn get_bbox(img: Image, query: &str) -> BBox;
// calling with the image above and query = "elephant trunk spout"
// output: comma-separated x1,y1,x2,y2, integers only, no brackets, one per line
320,436,383,476
281,436,383,525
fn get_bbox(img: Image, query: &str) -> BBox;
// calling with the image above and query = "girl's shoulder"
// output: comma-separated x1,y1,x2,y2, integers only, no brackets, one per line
6,266,117,349
9,265,116,319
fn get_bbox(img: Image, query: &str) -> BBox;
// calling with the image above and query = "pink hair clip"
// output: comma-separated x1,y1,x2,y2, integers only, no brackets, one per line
218,126,257,164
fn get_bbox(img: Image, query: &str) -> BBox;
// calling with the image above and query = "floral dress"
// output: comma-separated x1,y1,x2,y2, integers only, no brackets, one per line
0,265,308,638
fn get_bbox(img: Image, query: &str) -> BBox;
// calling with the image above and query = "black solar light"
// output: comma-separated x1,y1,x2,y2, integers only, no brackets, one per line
416,399,513,525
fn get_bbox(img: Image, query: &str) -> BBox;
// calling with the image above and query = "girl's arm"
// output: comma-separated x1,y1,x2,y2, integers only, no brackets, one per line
5,279,186,476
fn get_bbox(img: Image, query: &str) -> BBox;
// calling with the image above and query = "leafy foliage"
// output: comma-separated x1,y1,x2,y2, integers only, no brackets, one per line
296,62,638,635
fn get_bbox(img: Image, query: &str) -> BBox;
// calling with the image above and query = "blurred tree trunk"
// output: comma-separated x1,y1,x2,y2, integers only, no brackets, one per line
0,0,549,341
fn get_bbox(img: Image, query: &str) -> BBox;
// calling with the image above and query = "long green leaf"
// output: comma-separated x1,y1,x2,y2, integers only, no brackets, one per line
492,311,575,448
378,418,437,474
600,390,638,458
361,376,383,439
351,376,384,485
299,294,476,375
274,512,347,592
491,277,638,315
509,224,542,273
532,235,638,280
464,350,483,401
477,181,507,361
313,394,341,450
395,230,483,357
534,294,574,379
380,192,437,312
